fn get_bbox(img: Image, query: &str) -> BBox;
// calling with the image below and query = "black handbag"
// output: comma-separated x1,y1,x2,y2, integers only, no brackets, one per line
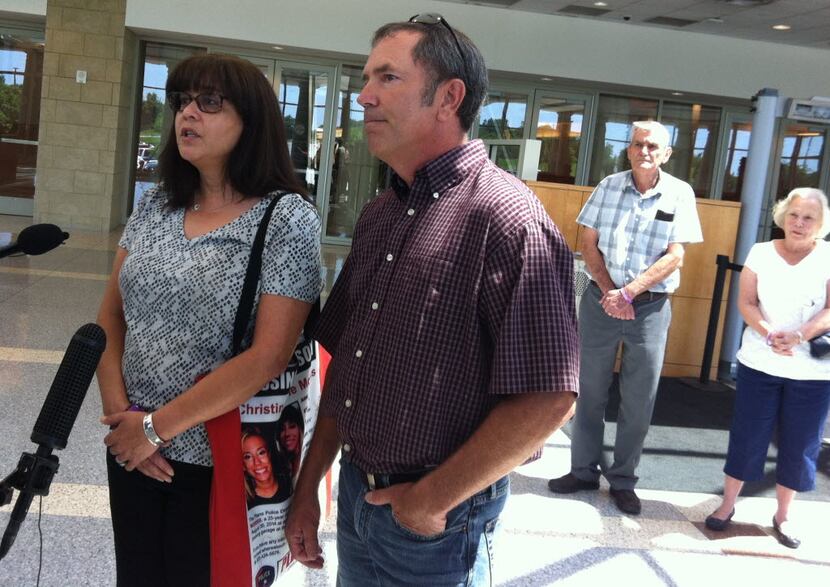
809,331,830,359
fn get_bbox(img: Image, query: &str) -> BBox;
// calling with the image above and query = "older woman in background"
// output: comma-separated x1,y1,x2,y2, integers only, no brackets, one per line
705,188,830,549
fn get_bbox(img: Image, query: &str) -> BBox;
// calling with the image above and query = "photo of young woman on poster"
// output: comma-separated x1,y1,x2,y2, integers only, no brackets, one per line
276,402,304,481
242,425,292,508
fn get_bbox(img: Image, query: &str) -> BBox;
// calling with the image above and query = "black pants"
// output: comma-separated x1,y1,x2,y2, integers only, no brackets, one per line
106,452,212,586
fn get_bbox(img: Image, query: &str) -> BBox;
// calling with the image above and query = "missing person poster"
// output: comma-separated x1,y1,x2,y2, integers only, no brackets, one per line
240,337,320,586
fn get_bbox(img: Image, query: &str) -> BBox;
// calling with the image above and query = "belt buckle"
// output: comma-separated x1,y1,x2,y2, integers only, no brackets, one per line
366,473,377,491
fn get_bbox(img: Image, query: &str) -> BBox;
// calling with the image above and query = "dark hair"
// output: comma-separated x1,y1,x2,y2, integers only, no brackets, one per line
158,53,307,208
372,21,488,132
277,403,304,438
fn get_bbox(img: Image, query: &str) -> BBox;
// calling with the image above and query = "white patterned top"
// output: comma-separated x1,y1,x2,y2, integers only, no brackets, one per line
118,185,322,466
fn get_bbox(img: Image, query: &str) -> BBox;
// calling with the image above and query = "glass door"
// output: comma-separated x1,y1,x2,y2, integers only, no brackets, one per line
529,90,592,185
713,112,752,202
274,62,333,208
766,120,827,238
0,26,44,216
322,65,389,242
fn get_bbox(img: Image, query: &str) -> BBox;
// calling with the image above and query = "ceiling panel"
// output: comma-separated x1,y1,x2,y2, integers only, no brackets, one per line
436,0,830,49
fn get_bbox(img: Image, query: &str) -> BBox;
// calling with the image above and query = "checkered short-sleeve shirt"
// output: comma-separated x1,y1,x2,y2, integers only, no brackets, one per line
577,169,703,293
314,140,580,474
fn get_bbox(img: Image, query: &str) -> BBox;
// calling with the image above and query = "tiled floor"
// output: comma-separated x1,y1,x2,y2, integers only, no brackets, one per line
1,215,829,586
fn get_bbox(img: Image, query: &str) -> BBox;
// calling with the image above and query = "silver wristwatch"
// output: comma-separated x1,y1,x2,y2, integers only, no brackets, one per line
142,413,166,447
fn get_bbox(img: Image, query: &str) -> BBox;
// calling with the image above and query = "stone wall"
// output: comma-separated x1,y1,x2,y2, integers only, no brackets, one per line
34,0,135,231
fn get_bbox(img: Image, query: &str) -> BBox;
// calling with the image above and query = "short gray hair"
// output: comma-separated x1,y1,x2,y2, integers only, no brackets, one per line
630,120,671,149
772,187,830,239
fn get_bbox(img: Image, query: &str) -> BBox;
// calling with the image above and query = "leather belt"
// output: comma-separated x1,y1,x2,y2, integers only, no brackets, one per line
590,281,667,303
363,469,431,491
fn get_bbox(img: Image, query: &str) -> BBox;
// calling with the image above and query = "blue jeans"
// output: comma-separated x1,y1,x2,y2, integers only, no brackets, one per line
725,362,830,492
336,459,509,587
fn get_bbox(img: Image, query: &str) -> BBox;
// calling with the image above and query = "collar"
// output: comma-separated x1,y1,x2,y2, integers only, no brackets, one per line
627,168,665,199
391,140,488,201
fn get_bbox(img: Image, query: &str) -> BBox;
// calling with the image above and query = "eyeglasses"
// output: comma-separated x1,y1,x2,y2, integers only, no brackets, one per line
408,13,467,80
166,91,226,114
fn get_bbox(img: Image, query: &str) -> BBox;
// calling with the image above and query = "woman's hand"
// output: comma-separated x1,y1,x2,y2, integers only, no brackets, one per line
136,452,175,483
769,330,802,356
102,411,160,471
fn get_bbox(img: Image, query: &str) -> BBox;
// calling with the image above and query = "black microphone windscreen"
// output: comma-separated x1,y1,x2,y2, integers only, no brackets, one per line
31,323,106,450
17,224,68,255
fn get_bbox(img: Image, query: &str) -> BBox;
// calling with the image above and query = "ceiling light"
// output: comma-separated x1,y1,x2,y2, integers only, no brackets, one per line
593,2,608,6
772,24,791,31
706,17,724,24
671,92,684,96
272,45,284,50
541,77,552,81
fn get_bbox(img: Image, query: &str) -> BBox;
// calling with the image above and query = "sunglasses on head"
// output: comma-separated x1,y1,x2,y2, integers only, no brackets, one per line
408,13,468,81
166,91,226,114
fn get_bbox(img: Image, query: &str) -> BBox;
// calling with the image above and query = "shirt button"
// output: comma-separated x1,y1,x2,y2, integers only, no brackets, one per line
407,208,415,216
371,302,379,310
343,443,351,452
355,349,363,358
432,192,439,199
345,399,353,408
386,253,393,261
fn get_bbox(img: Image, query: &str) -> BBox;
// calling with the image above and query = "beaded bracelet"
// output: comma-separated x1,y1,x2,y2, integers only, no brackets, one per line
765,332,773,346
621,287,633,304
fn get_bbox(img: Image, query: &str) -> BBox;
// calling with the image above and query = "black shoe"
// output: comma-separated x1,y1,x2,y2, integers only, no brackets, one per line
704,508,735,531
547,473,600,494
610,488,641,515
772,516,800,549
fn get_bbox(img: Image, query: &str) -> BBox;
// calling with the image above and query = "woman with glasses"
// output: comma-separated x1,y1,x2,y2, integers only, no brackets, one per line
96,53,321,586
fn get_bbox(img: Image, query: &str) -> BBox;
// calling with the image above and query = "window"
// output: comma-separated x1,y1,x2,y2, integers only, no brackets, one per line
477,91,527,140
133,43,204,210
0,27,44,215
324,66,389,239
588,95,658,184
533,94,587,184
661,102,721,198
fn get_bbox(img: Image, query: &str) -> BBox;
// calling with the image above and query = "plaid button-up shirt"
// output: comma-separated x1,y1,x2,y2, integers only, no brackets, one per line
314,140,580,474
577,169,703,293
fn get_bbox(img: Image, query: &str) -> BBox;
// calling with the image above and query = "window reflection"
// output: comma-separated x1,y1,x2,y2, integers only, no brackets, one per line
589,95,658,184
134,43,203,210
478,92,527,139
661,102,720,198
0,28,44,210
721,121,751,202
278,69,328,203
324,66,388,239
776,123,824,197
534,96,584,184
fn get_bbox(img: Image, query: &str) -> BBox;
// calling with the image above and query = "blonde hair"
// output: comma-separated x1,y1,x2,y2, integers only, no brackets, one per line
772,187,830,239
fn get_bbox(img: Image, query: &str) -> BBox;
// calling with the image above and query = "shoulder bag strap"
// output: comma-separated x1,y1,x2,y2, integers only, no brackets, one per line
231,194,284,356
230,193,322,356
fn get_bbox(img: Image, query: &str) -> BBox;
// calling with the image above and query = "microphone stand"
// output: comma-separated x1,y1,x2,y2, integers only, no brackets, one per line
0,446,60,560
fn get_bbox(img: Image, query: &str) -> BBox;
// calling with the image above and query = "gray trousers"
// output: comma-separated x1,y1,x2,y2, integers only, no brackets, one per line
570,283,671,490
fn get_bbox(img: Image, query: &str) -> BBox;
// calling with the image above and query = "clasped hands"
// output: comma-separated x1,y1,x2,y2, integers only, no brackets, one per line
601,288,635,320
101,410,174,482
767,330,802,356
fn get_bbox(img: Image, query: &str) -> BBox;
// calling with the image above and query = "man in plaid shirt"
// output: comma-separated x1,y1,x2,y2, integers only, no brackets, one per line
548,120,703,515
286,15,579,586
